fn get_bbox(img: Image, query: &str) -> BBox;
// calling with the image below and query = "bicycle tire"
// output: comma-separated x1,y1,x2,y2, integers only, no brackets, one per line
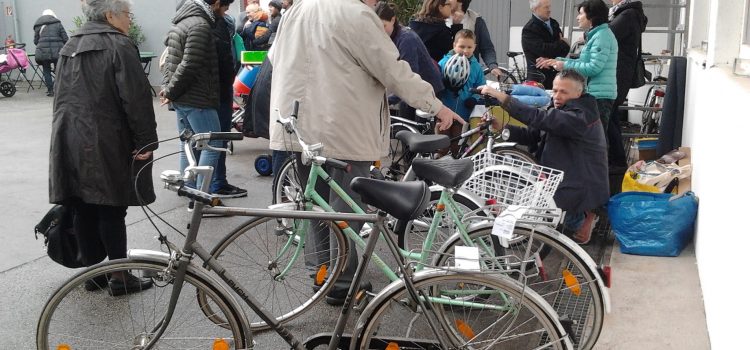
37,258,249,349
393,188,484,252
385,123,418,181
434,225,605,350
492,145,537,164
199,214,348,331
272,155,301,205
498,67,519,85
352,270,571,350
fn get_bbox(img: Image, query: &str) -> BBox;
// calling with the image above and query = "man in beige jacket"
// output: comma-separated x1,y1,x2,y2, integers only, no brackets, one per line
269,0,462,305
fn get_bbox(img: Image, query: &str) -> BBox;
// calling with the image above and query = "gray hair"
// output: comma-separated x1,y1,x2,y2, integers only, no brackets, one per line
556,69,587,93
82,0,132,21
529,0,542,10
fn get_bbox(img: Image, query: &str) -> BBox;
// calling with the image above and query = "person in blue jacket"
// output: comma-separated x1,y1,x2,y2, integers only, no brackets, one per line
537,0,618,132
375,1,444,121
438,29,485,157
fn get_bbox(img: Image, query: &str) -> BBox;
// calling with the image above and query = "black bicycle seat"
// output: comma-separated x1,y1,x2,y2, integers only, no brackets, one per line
350,177,430,221
507,51,523,58
395,131,450,153
411,157,474,188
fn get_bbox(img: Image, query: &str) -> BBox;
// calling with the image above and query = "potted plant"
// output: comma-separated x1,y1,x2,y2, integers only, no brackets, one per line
70,15,146,48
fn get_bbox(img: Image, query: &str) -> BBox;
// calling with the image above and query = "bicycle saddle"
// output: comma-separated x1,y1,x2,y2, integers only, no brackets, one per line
411,157,474,188
507,51,523,58
395,131,449,153
350,177,430,221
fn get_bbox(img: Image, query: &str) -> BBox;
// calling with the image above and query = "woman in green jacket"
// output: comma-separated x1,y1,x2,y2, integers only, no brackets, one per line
537,0,617,132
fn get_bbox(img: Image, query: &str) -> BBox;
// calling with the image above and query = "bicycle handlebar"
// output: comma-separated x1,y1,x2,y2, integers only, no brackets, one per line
175,184,222,206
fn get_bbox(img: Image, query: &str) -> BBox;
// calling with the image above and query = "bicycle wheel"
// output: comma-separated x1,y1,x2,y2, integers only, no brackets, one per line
497,67,518,85
492,145,537,164
199,214,348,331
434,225,605,350
393,188,484,252
353,270,571,349
37,259,249,349
272,155,302,205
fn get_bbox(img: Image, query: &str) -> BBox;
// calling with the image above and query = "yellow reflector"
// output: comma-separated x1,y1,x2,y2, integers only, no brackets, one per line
56,345,71,350
337,221,349,230
385,342,400,350
455,319,476,340
562,269,581,296
436,203,445,211
213,338,230,350
315,264,328,286
373,160,382,168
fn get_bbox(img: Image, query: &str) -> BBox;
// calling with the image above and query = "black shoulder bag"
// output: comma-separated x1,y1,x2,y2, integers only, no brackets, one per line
34,205,104,268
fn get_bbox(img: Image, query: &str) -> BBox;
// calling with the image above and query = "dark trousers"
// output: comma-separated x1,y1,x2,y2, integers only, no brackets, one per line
294,153,370,292
213,99,233,191
596,99,614,134
607,86,630,168
41,61,55,93
72,202,128,265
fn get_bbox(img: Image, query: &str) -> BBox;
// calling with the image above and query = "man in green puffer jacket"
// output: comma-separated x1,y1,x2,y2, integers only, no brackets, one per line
537,0,617,132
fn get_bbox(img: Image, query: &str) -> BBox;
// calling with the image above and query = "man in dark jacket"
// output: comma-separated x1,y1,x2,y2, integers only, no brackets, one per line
480,69,609,244
50,0,157,293
33,9,68,96
521,0,570,88
161,0,223,197
608,0,647,168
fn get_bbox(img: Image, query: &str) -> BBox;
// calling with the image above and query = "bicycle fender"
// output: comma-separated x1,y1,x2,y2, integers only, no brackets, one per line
126,249,256,333
428,184,486,210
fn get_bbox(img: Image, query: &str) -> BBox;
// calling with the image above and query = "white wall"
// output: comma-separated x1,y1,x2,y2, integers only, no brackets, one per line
684,0,750,348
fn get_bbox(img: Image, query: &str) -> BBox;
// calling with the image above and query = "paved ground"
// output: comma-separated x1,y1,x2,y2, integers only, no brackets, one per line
0,86,711,349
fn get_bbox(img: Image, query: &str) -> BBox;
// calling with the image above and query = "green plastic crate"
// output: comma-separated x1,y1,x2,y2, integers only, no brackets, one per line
241,51,268,65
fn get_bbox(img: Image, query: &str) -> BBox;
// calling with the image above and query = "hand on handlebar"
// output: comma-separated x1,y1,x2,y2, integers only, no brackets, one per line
478,85,509,104
435,106,465,131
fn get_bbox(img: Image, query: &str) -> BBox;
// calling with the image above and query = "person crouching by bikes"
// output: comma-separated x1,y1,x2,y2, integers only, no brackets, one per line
479,69,609,244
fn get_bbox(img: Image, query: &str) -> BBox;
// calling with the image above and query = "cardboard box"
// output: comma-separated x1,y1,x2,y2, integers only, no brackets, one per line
677,146,691,194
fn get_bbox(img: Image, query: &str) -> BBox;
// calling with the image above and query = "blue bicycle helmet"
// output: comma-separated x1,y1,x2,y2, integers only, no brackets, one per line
443,53,470,91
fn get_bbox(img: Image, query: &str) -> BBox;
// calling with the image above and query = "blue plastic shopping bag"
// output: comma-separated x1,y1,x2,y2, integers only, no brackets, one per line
608,191,698,257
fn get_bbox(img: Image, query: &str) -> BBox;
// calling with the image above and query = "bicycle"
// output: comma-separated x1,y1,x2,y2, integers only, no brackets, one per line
211,102,604,348
37,122,573,350
497,51,546,86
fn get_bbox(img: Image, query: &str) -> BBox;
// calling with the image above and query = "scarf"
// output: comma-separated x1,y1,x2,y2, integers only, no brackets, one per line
609,0,633,21
192,0,215,23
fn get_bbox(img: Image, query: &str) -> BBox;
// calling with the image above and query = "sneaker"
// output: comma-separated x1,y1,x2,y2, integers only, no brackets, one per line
573,212,599,245
213,184,248,198
325,281,373,306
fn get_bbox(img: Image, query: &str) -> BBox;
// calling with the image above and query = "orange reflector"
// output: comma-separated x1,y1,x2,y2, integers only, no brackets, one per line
315,264,328,286
373,160,382,168
385,342,400,350
562,269,581,296
337,221,349,230
455,319,476,340
56,345,71,350
213,338,230,350
436,203,445,211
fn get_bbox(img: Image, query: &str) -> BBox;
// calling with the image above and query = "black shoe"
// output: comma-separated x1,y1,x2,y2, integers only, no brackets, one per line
325,281,372,306
84,274,109,291
213,183,248,198
108,272,154,297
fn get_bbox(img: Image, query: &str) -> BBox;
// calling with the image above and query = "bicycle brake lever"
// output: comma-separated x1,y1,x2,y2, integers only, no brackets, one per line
203,144,233,155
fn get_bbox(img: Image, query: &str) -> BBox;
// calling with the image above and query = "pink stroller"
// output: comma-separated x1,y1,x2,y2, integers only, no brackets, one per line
0,43,31,97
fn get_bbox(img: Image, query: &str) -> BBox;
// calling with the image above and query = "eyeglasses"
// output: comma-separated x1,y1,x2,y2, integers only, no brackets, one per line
123,11,135,20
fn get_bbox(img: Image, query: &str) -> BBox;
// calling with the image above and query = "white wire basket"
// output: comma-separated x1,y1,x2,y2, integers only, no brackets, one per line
462,152,564,209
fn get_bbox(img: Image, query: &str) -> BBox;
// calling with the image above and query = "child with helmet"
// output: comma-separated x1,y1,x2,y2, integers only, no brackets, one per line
437,29,485,157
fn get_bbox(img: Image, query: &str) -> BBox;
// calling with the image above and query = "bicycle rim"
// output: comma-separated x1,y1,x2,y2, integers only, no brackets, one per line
200,215,347,331
492,146,537,164
355,272,570,350
435,226,605,350
37,259,248,349
272,156,301,205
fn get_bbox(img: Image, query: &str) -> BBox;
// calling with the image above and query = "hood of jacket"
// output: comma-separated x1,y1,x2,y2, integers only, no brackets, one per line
34,15,61,29
174,0,215,25
614,1,647,32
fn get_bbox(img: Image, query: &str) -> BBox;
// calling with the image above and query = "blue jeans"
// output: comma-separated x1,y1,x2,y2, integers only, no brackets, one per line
174,103,222,191
212,99,234,191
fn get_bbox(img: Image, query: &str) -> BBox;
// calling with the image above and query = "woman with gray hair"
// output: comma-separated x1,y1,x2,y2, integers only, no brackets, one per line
49,0,157,295
33,9,68,96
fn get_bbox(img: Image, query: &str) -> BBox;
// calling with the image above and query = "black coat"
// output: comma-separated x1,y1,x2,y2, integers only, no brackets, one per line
161,0,219,109
213,16,235,103
33,15,68,64
505,94,609,213
610,1,648,97
49,21,158,206
409,17,457,62
521,16,569,89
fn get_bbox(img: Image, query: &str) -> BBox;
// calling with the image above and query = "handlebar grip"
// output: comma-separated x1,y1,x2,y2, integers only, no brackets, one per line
177,186,221,206
209,132,244,141
324,158,351,173
291,101,299,118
